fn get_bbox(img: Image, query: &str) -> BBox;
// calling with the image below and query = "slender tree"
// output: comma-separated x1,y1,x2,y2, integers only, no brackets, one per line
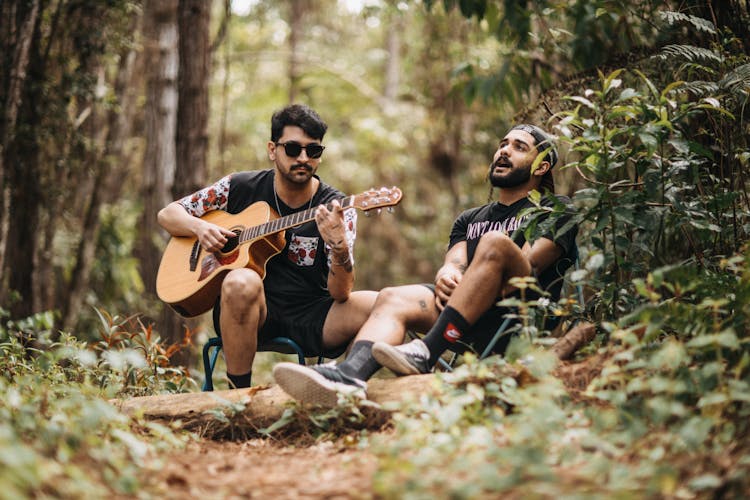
137,0,179,300
0,0,41,316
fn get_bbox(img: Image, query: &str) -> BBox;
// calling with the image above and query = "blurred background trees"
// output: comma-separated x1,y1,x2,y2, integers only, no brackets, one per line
1,0,748,365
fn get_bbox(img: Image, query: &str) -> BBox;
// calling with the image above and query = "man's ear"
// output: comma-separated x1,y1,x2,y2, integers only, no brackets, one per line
267,141,276,161
532,159,551,177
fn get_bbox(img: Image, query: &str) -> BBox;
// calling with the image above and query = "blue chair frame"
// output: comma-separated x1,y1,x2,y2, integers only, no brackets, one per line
202,301,321,391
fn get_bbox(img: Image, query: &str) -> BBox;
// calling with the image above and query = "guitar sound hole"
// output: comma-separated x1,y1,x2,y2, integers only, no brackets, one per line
220,230,240,253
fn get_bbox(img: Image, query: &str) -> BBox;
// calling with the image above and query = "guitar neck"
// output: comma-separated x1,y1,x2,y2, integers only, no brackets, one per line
238,195,353,243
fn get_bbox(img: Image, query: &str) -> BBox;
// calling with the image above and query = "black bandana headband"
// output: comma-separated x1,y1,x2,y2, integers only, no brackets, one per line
510,124,558,168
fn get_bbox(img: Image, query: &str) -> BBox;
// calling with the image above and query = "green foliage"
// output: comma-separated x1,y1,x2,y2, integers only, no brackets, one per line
88,309,198,396
593,251,750,428
0,309,194,497
372,11,750,497
553,65,748,319
374,328,750,497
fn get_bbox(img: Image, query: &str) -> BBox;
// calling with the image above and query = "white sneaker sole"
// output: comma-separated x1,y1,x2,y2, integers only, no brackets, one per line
273,362,365,407
371,343,421,376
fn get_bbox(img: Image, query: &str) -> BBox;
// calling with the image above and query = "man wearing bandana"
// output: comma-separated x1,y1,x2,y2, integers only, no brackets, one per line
274,124,578,406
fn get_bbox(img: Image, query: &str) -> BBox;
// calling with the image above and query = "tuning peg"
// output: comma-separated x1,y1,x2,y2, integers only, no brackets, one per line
387,207,394,213
364,211,371,217
377,208,382,215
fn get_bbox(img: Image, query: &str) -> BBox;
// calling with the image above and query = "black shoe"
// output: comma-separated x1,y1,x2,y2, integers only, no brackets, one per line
273,362,367,407
371,339,431,376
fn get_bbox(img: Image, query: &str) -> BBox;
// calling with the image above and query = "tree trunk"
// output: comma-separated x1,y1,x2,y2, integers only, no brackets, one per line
0,0,41,313
137,0,179,298
551,321,597,360
114,374,437,437
62,22,142,332
165,0,213,366
287,0,305,103
175,0,210,198
383,11,402,103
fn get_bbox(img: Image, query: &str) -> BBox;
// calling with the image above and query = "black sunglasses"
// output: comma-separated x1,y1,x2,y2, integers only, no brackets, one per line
275,141,325,159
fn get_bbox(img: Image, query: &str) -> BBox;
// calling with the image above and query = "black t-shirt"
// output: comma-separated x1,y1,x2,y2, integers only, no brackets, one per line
225,170,346,313
449,195,578,301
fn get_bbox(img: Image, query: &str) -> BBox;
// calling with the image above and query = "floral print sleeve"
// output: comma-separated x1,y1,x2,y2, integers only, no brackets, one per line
178,175,231,217
326,208,357,268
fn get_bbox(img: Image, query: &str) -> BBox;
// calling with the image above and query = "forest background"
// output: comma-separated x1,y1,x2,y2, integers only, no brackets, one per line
1,0,749,498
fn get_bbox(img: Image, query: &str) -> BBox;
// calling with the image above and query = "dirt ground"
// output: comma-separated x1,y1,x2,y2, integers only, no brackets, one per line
148,437,379,499
144,354,606,499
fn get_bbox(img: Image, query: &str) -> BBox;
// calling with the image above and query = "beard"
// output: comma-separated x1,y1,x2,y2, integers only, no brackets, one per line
489,161,532,188
279,163,315,184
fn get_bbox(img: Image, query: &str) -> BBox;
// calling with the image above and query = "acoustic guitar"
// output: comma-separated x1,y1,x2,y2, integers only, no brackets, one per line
156,186,403,317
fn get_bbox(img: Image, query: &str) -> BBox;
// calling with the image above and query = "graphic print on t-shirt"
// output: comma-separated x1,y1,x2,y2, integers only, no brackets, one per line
465,215,524,241
287,235,319,266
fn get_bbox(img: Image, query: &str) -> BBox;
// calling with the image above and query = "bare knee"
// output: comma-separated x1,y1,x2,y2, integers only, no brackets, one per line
373,285,435,321
474,231,520,267
221,268,263,307
374,286,410,310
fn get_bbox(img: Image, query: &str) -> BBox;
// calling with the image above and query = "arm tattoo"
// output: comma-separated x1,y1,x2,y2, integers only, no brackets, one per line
419,299,428,312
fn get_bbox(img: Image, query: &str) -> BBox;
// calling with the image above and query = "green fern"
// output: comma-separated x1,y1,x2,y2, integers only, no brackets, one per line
655,44,724,65
659,10,716,34
720,62,750,101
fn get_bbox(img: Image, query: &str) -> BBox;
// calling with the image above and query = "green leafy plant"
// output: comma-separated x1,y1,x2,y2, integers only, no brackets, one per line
0,309,194,497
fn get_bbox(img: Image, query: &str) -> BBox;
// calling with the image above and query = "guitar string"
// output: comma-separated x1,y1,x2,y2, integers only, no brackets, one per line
273,178,315,232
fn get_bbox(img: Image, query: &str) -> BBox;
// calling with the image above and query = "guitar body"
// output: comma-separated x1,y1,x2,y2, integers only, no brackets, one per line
156,202,286,317
155,186,403,318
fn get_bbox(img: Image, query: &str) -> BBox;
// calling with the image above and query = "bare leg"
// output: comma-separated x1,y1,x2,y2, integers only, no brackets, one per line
320,290,378,350
354,285,440,345
447,231,531,323
220,268,267,375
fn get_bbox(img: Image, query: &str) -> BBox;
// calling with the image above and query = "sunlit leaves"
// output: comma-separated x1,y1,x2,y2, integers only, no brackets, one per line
0,312,192,497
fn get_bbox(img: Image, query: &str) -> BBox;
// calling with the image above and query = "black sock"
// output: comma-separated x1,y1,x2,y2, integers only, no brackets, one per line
337,340,380,381
227,370,252,389
422,306,471,367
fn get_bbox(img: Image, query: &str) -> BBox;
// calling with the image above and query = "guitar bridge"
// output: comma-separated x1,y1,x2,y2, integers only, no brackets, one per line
189,240,200,272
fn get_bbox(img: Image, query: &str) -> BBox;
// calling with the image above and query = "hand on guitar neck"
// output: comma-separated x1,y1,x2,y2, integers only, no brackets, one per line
156,186,403,317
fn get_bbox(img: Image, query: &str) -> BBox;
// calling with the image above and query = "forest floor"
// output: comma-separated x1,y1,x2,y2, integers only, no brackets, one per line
142,354,606,499
148,437,378,499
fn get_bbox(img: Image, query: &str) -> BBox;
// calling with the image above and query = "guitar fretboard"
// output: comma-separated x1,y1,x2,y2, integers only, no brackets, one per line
239,195,354,242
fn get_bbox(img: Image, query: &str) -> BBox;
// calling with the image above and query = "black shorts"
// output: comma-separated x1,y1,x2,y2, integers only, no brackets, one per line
261,295,348,358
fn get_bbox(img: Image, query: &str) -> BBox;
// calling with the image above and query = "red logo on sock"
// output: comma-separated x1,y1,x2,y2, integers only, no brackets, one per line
443,323,462,343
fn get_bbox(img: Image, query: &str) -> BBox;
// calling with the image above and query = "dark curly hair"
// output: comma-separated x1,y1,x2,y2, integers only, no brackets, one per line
270,104,328,142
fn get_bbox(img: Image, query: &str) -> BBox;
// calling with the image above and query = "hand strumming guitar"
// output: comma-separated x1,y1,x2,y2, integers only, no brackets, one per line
194,219,236,253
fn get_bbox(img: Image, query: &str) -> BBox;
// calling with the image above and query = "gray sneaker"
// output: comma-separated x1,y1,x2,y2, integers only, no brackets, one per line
371,339,431,376
273,362,367,407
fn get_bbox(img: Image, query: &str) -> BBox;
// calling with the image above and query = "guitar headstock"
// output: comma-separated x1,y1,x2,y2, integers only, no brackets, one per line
351,186,403,212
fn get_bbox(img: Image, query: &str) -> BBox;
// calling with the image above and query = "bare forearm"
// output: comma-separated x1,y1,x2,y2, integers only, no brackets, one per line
328,249,354,301
157,202,201,237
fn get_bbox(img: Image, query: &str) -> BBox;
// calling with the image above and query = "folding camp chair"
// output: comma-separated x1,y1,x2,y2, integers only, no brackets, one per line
202,301,323,391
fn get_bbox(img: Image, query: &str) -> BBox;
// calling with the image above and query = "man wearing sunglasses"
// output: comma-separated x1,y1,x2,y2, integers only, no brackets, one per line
273,123,578,406
158,104,377,388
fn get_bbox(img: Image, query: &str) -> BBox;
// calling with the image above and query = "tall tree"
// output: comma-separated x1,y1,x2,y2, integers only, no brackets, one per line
61,14,143,331
0,0,41,317
159,0,213,364
175,0,211,198
137,0,178,300
287,0,307,103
